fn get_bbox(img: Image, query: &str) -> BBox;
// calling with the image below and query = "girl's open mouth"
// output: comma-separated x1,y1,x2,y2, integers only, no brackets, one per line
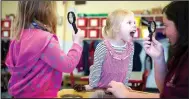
130,30,136,37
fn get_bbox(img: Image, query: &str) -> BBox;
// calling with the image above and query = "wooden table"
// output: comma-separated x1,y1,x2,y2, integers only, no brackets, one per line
57,89,151,98
80,72,143,85
57,89,94,98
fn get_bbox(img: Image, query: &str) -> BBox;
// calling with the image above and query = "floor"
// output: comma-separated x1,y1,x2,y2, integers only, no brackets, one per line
1,92,12,98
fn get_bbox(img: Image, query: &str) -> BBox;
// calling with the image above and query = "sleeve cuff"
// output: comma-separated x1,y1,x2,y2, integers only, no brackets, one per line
72,43,83,53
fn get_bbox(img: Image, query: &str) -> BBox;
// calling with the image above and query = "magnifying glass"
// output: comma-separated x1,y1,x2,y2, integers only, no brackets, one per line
148,21,156,41
141,17,157,41
67,11,78,34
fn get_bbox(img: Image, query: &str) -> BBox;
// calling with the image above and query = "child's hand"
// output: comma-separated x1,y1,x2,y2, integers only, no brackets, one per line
73,84,86,92
72,28,84,47
84,85,93,90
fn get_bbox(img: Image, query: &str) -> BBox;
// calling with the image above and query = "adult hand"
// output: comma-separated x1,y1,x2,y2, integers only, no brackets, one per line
143,36,164,61
106,81,130,98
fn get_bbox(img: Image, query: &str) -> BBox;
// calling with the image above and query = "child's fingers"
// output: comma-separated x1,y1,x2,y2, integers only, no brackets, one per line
106,88,114,93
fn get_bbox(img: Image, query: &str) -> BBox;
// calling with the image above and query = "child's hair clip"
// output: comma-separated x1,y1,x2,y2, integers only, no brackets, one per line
31,20,49,32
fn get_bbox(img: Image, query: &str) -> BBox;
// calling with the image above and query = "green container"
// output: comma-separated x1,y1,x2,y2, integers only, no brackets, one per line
77,13,87,17
77,13,108,18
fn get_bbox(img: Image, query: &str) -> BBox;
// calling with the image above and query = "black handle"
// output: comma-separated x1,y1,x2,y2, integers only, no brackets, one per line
148,21,156,41
72,23,78,34
148,33,153,41
141,17,149,26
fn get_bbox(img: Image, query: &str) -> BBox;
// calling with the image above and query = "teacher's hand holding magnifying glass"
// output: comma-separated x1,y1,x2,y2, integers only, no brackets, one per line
142,17,164,61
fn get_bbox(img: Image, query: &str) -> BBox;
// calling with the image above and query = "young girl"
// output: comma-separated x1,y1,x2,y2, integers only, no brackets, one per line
84,9,136,90
5,1,84,98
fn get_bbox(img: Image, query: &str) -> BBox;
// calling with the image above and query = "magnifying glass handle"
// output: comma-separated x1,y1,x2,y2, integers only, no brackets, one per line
72,23,78,34
148,33,153,41
141,17,149,26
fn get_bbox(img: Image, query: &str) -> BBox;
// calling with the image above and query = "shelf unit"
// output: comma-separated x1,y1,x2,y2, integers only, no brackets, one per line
76,13,164,41
1,19,12,39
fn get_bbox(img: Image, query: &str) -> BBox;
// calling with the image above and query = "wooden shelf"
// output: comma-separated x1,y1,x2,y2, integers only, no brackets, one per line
83,38,144,41
83,38,103,40
156,26,165,29
135,14,163,17
1,28,11,30
133,38,144,41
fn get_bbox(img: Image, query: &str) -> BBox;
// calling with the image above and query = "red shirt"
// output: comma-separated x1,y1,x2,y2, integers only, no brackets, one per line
160,49,188,98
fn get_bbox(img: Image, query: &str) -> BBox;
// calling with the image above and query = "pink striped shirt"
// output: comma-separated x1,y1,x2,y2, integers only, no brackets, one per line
89,40,134,88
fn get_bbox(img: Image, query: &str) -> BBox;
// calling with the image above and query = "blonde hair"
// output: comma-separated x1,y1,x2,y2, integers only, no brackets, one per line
103,9,134,39
11,1,57,40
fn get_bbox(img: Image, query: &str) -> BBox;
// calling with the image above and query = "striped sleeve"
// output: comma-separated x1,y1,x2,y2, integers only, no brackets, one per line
88,41,107,88
124,42,134,86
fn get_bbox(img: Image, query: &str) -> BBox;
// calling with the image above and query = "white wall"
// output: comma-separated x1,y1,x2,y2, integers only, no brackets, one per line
1,1,65,42
2,1,18,19
56,1,65,47
75,1,171,14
